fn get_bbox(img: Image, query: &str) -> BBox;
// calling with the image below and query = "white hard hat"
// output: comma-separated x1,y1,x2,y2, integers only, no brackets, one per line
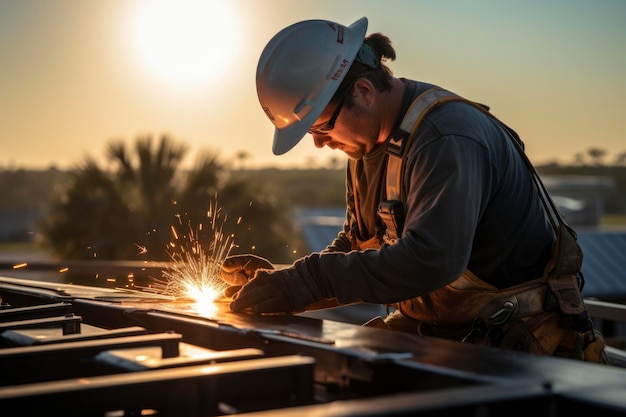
256,17,368,155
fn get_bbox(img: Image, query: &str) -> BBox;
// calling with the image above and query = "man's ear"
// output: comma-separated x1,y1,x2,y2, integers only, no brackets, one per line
352,77,376,106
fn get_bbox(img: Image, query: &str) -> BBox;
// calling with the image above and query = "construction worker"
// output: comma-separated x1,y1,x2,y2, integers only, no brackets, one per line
221,17,608,363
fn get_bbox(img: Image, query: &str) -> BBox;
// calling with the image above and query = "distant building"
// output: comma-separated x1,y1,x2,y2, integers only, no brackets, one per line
542,175,615,227
0,207,41,242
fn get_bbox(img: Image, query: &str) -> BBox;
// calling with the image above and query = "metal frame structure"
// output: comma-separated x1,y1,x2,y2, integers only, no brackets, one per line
1,275,625,416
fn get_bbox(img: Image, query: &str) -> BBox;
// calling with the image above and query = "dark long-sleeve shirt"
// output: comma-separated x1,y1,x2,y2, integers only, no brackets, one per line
301,79,554,305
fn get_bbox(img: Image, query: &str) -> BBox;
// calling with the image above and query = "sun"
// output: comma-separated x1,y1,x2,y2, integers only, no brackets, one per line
132,0,239,88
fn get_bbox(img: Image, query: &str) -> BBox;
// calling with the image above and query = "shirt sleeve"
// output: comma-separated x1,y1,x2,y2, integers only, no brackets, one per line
300,134,494,305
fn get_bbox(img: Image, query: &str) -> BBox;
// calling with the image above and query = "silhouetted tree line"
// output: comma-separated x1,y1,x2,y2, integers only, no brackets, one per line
2,143,626,261
0,135,302,264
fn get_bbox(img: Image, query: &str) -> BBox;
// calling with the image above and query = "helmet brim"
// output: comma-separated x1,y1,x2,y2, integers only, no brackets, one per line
271,17,368,156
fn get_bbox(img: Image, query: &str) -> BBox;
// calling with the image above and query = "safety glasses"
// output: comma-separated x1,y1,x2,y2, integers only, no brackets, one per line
308,87,351,135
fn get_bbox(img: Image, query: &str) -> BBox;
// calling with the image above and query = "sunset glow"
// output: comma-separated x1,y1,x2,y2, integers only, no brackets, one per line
2,1,625,169
132,0,239,88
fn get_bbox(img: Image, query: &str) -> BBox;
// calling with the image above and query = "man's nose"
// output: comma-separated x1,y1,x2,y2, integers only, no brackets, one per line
312,134,331,149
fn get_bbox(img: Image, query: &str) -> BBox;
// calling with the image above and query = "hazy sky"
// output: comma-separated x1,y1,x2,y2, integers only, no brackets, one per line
1,0,625,170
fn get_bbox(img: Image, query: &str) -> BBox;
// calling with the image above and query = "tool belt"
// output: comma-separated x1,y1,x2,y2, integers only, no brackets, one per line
394,274,606,362
368,218,606,361
392,269,607,363
395,270,544,326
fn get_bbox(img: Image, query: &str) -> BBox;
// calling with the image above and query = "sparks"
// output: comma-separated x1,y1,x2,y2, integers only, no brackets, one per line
156,201,235,316
135,244,148,255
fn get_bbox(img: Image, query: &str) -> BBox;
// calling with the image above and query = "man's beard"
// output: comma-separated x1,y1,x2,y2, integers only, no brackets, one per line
344,149,364,160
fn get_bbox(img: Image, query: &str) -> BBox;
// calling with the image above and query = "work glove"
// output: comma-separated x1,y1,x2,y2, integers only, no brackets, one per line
220,254,274,297
230,258,330,314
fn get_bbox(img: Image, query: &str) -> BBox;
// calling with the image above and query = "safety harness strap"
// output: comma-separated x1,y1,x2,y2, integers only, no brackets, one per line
381,87,585,316
381,88,489,243
384,88,480,202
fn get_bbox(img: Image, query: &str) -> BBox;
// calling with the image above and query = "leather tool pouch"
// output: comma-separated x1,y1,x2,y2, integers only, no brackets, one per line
544,225,584,315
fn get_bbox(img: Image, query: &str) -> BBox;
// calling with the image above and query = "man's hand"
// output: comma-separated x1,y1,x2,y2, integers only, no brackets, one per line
220,254,274,286
230,267,318,314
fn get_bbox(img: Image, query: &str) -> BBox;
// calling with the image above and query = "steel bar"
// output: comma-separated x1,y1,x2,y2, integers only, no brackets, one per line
0,355,316,417
0,314,82,335
1,325,148,346
0,302,73,322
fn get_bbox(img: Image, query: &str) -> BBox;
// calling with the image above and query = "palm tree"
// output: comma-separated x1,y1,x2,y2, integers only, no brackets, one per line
40,134,298,263
234,150,251,170
41,135,190,260
41,156,136,259
43,135,214,260
587,147,607,167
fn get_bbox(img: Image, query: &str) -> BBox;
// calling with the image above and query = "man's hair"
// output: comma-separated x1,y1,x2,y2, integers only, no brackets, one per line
332,33,396,102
